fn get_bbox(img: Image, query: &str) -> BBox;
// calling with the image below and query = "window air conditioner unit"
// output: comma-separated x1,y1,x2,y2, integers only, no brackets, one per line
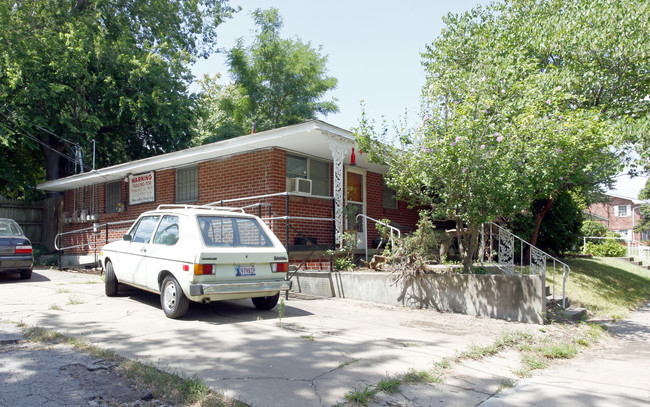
290,178,312,194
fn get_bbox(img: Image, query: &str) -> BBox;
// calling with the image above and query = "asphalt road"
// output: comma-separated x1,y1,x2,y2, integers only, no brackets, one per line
1,268,648,406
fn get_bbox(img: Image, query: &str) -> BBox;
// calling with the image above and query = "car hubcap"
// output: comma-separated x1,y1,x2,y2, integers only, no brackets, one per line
164,281,176,310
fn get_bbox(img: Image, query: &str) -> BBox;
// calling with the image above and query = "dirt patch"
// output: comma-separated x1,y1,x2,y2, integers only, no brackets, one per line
0,324,170,406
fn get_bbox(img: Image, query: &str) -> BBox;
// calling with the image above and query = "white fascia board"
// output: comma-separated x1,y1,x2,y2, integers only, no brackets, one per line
37,120,355,192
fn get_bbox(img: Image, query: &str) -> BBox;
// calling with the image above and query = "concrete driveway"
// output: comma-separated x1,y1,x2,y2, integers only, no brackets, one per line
0,268,531,406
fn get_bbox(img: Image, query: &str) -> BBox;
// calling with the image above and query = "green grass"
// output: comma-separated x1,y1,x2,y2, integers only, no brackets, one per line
559,257,650,320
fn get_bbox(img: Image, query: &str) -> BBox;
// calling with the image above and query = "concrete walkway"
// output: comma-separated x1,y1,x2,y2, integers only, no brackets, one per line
479,302,650,407
0,268,535,406
1,268,648,406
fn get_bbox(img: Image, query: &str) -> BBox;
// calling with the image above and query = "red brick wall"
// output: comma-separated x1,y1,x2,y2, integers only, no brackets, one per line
365,172,420,246
58,147,420,258
588,197,643,240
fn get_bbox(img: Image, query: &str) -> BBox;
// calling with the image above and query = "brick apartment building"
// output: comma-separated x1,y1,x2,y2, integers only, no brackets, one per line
37,120,419,268
587,193,650,242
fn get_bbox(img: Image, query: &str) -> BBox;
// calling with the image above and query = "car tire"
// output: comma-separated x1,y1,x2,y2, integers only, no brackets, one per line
252,293,280,310
19,269,32,280
161,275,189,319
105,261,118,297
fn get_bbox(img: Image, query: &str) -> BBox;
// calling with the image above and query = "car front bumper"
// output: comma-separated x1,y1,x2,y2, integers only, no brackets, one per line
189,279,292,296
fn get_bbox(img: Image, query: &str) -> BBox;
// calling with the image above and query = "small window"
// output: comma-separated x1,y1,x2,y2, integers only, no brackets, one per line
310,160,330,196
105,181,121,213
615,205,630,217
286,154,330,197
618,229,631,240
176,167,198,203
130,216,160,243
382,181,398,209
152,216,179,245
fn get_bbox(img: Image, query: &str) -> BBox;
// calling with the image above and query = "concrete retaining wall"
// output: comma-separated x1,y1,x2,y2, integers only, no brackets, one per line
292,271,545,324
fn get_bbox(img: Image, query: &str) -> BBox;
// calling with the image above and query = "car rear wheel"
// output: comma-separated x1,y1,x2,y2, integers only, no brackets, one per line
19,269,32,280
252,293,280,310
105,261,118,297
161,275,189,319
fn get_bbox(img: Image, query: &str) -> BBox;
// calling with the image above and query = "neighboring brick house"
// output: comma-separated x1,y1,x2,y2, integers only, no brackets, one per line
586,193,650,242
37,120,419,268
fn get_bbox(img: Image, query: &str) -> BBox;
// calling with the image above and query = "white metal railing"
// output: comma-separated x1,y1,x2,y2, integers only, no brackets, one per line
54,219,136,265
356,214,401,262
481,222,571,308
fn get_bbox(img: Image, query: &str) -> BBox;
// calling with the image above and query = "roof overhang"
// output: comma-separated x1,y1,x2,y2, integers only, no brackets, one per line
37,120,386,192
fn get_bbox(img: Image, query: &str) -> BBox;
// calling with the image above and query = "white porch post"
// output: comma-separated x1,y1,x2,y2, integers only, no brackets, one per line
327,134,348,246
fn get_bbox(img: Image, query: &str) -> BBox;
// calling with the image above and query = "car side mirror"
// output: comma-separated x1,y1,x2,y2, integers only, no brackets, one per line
123,234,132,242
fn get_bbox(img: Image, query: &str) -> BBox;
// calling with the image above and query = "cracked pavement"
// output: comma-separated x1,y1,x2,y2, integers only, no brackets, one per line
1,268,648,406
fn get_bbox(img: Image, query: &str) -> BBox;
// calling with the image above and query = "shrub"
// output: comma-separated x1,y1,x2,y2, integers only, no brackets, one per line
583,240,627,257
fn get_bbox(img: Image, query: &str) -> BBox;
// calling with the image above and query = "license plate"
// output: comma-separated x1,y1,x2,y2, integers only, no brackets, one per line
235,264,256,276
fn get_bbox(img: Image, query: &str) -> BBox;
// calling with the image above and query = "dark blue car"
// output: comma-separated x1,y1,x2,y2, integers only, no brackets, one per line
0,218,33,280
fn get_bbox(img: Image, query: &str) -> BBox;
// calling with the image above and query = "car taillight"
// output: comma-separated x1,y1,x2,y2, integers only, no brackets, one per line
194,264,213,275
271,262,288,273
15,245,32,255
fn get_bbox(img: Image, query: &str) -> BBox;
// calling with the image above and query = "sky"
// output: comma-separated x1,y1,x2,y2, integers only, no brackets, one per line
191,0,647,199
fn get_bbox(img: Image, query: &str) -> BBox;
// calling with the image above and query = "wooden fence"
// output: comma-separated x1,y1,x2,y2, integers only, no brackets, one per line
0,197,62,250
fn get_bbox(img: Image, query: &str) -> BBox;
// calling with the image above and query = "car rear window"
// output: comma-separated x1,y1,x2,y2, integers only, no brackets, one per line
0,220,23,236
198,216,273,248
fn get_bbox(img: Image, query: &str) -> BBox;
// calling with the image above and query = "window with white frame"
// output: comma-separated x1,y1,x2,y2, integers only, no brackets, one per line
615,205,631,217
105,181,121,213
286,154,330,196
642,230,650,241
176,166,198,203
618,229,631,240
382,180,398,209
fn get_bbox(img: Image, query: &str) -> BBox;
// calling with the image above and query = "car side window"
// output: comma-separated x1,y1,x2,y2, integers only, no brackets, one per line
152,216,179,245
130,216,160,243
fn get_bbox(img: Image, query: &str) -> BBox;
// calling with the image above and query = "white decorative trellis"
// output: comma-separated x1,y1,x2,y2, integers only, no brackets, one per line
326,133,349,246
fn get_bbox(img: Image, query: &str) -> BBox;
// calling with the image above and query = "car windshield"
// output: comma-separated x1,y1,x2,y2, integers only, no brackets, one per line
198,216,272,248
0,220,23,236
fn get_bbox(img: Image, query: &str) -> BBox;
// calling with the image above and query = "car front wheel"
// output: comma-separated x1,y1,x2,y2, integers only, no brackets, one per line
161,275,189,319
105,261,118,297
252,293,280,310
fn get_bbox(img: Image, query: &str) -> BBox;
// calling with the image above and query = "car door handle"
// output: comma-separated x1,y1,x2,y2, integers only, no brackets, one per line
140,247,147,253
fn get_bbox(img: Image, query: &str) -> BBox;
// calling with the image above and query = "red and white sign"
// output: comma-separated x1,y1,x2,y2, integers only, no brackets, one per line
129,172,155,205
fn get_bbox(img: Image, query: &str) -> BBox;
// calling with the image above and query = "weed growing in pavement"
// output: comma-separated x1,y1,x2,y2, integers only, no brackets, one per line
55,288,70,294
338,358,360,368
66,294,84,305
300,334,314,341
401,368,443,384
48,304,62,311
539,343,578,359
344,385,377,405
376,376,401,394
276,298,285,326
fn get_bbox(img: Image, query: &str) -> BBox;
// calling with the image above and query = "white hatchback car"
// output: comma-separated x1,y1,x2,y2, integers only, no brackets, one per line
99,205,292,318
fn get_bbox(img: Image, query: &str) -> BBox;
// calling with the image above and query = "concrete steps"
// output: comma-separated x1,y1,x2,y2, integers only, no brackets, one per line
618,256,649,268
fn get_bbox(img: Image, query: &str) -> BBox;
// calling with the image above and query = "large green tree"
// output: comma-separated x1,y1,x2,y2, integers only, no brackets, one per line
194,8,338,144
0,0,235,198
356,1,622,272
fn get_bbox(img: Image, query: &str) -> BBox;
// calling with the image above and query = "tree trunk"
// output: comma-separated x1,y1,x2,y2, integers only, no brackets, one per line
530,197,555,248
42,146,63,198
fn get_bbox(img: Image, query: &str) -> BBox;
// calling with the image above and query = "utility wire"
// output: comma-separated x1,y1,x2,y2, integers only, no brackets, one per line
0,105,78,148
0,120,75,162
